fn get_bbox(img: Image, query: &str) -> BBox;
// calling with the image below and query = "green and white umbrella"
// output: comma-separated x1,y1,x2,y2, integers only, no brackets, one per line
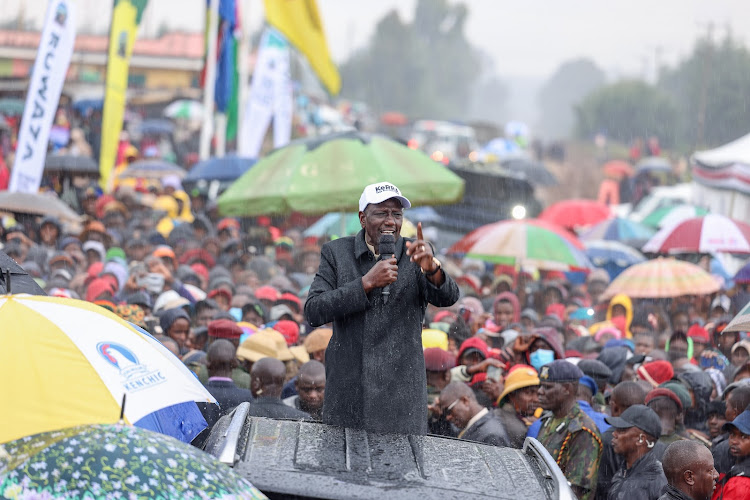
163,100,203,120
641,204,709,229
218,131,465,216
0,423,267,499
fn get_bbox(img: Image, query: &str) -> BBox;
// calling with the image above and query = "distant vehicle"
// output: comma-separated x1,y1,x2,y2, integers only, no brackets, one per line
203,404,576,500
408,120,480,165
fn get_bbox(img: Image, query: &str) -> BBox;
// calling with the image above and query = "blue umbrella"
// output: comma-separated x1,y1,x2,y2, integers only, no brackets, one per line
481,137,523,159
138,118,175,136
185,155,256,183
584,240,646,280
733,261,750,284
72,98,103,114
580,217,655,243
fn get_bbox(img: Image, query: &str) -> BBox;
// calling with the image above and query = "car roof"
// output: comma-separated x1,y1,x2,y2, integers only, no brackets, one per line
203,404,574,500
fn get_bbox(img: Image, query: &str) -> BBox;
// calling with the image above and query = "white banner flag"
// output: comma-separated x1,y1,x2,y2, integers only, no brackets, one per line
238,28,292,158
9,0,76,193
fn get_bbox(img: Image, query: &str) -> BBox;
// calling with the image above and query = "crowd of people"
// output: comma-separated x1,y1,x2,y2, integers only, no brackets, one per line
5,171,750,500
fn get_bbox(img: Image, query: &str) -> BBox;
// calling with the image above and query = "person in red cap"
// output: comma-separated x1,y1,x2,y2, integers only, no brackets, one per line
196,319,250,390
688,324,710,361
646,388,687,447
254,285,280,310
272,320,300,346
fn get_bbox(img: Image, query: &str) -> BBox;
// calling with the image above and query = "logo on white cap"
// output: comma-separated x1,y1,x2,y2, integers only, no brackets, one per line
359,182,411,212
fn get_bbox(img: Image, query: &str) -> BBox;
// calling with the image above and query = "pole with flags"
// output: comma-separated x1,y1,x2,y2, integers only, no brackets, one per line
199,0,220,161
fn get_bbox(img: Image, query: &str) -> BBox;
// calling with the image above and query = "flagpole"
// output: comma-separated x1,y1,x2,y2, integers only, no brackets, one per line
200,0,220,161
237,0,251,154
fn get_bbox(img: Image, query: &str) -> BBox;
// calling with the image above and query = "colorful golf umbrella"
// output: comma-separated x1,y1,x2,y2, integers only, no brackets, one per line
641,204,709,229
217,131,464,216
600,257,720,300
0,423,267,499
580,217,655,243
538,199,611,231
450,218,583,254
448,220,591,271
584,240,646,280
642,214,750,255
0,295,216,444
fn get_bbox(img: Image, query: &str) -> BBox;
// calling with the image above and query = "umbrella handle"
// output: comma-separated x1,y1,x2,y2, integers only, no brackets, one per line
4,269,9,294
119,393,127,422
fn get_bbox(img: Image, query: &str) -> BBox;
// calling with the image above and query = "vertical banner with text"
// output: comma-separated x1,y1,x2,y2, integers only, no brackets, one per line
238,28,292,159
99,0,148,191
9,0,76,193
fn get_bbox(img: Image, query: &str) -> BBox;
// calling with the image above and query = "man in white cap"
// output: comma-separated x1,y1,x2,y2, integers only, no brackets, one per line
305,181,460,435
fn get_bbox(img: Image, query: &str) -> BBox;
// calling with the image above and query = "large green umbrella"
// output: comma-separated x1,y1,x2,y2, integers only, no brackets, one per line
218,131,465,216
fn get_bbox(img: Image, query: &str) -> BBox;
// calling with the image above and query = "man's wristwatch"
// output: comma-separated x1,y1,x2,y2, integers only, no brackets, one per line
423,257,442,277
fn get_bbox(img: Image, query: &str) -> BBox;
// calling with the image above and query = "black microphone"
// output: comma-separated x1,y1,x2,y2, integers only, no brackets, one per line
378,234,396,304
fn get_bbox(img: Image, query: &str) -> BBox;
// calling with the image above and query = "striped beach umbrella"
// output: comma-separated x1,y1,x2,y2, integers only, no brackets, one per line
448,220,591,271
0,294,216,444
642,214,750,254
600,257,720,300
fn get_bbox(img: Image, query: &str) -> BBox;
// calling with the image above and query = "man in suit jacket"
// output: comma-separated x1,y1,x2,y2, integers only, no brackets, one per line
248,357,310,420
201,339,254,428
440,382,509,447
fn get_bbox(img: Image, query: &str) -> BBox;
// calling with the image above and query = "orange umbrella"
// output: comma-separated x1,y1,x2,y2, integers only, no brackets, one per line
600,257,720,300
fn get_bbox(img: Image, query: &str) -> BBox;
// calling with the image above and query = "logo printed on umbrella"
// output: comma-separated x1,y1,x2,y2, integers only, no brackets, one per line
96,342,167,393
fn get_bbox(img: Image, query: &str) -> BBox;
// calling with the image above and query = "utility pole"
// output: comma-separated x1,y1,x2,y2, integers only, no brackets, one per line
696,22,714,148
200,0,220,160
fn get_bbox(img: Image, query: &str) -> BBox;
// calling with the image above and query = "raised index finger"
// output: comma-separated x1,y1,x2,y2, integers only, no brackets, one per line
417,221,424,241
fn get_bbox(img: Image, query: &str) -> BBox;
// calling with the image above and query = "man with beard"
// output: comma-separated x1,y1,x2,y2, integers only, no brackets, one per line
606,404,667,499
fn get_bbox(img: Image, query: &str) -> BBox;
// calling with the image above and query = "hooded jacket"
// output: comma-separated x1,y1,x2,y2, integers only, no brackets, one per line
608,448,667,500
606,294,633,339
493,291,521,325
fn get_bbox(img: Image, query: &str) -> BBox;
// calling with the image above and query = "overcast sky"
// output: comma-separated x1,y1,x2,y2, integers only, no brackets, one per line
6,0,747,81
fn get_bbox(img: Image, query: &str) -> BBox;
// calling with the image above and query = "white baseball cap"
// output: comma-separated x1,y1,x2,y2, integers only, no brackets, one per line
358,182,411,212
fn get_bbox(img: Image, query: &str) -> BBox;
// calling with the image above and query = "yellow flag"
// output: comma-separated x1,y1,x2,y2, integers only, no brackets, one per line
99,0,147,190
263,0,340,95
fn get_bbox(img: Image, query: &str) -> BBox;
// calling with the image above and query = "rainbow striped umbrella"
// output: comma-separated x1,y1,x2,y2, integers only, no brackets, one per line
600,257,720,300
0,294,216,444
449,220,591,271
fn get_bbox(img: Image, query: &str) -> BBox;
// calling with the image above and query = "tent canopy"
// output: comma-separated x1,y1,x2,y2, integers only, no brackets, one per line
693,132,750,168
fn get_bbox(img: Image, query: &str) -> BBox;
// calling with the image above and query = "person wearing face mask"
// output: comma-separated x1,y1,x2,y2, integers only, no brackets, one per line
605,404,667,500
525,327,565,371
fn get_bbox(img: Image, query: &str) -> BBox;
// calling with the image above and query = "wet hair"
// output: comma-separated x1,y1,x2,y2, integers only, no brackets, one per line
440,381,476,404
728,385,750,414
662,440,707,484
707,400,726,417
206,339,236,373
447,317,472,345
612,381,648,408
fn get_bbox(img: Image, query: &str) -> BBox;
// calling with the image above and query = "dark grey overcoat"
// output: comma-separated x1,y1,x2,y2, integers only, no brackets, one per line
304,230,459,435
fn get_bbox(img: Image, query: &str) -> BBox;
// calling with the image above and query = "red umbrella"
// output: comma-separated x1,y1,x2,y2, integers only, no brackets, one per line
449,217,584,254
380,111,408,126
602,160,634,178
642,214,750,254
538,199,612,231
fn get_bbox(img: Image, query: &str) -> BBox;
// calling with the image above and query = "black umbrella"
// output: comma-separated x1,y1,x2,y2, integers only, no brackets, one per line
0,251,46,295
500,158,559,186
44,155,99,176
